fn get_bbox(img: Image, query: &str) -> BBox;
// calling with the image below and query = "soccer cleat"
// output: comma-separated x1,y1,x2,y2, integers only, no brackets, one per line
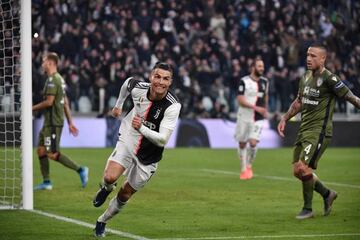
34,181,53,190
93,185,112,207
323,190,337,216
94,221,106,237
295,208,314,219
79,167,89,188
240,171,248,180
246,166,253,179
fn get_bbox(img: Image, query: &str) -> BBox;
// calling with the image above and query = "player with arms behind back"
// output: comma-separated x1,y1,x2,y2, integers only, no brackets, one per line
32,52,89,190
235,58,268,180
92,62,181,237
277,44,360,219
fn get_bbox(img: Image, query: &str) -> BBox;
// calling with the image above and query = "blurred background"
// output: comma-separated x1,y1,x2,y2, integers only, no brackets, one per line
27,0,360,148
30,0,360,118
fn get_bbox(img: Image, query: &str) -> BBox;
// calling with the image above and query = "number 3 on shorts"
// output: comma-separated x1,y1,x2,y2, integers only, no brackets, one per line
304,144,312,155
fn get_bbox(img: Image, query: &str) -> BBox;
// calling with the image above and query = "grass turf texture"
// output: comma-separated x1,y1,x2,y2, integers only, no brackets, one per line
0,148,359,239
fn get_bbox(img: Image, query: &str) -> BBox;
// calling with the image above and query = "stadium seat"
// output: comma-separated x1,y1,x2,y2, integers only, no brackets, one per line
78,96,92,113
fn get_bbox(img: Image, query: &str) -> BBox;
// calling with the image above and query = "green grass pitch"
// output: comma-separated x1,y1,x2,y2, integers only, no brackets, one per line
1,148,360,239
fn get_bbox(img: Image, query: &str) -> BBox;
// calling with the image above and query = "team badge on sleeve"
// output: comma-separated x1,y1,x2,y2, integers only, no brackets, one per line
316,78,323,87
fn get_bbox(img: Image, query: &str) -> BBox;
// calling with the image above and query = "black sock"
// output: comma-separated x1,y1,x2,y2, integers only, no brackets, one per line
302,174,314,210
314,177,330,198
39,155,50,181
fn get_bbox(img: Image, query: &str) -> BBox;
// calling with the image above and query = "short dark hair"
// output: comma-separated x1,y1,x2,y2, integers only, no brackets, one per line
250,57,263,68
152,61,173,76
46,52,59,65
309,43,327,53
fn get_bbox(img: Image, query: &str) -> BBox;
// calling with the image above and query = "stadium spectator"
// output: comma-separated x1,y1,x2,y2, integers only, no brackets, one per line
92,62,181,237
31,1,360,117
277,44,360,219
32,52,89,190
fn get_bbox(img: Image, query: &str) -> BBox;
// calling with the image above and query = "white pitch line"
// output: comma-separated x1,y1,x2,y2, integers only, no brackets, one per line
202,169,360,189
31,209,150,240
154,233,360,240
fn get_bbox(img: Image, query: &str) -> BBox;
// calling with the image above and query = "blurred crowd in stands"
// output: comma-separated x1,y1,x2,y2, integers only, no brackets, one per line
31,0,360,118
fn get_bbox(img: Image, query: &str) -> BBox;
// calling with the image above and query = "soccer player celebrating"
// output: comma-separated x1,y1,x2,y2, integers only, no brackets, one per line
93,62,181,237
32,52,89,190
235,58,268,180
277,44,360,219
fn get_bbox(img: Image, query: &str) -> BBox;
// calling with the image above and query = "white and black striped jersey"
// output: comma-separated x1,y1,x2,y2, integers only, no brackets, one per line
237,75,268,122
115,77,181,165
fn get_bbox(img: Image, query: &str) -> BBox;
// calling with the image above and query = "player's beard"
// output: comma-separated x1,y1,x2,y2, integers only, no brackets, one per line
254,70,263,77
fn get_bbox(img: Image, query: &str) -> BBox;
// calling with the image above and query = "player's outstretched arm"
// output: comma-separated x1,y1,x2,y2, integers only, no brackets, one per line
343,90,360,109
277,97,302,137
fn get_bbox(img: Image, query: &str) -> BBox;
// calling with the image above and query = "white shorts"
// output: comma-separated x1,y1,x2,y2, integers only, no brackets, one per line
234,119,264,142
107,139,157,191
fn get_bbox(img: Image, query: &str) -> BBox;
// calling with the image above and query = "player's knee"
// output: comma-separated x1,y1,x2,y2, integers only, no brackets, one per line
47,152,59,161
103,171,118,184
249,140,257,148
239,142,247,149
293,162,304,180
293,161,313,180
118,184,136,202
117,189,131,202
37,147,46,157
293,169,302,180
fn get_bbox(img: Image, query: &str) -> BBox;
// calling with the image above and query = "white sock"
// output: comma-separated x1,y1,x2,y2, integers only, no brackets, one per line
103,181,115,192
247,146,257,166
238,147,247,172
97,197,126,223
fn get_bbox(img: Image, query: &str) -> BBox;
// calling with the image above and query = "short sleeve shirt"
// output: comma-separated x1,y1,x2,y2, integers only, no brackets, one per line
42,72,66,127
298,69,349,137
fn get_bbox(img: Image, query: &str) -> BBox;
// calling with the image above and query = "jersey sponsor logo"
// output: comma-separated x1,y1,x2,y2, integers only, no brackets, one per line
316,78,323,87
142,120,156,130
334,81,344,89
154,108,161,119
304,86,310,95
303,86,320,97
47,83,55,88
302,97,319,105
